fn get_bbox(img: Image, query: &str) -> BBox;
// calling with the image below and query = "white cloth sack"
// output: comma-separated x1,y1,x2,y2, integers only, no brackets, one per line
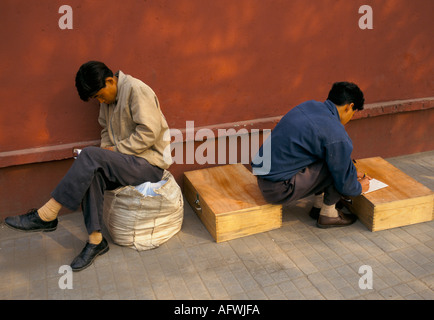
103,170,183,251
134,180,167,196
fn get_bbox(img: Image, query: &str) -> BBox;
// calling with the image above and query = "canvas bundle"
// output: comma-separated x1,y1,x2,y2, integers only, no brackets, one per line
103,170,184,251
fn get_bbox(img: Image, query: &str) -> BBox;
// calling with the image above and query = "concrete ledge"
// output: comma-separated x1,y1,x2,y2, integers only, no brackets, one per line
0,140,100,168
0,97,433,169
353,97,434,120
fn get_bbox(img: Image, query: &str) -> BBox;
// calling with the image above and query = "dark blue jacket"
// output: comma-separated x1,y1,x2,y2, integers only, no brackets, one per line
252,99,361,196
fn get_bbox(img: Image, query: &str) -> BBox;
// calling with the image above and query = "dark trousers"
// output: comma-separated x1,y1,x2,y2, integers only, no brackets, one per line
51,146,164,234
257,161,341,206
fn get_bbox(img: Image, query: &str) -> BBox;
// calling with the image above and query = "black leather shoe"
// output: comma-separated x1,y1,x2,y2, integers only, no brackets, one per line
70,238,109,272
4,209,58,232
309,207,321,220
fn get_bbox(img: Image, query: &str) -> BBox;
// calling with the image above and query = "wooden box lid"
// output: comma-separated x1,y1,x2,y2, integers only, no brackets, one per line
183,163,271,216
353,157,433,207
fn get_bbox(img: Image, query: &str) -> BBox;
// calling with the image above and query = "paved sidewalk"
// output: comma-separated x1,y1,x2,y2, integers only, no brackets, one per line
1,151,433,300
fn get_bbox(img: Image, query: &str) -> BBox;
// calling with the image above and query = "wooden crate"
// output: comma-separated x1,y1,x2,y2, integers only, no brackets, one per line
348,157,433,231
183,163,282,242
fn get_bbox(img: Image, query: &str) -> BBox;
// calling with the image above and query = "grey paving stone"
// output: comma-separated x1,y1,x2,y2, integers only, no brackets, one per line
1,151,433,300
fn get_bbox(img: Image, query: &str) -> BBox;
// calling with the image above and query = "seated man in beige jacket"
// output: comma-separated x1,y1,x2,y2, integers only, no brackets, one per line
5,61,172,271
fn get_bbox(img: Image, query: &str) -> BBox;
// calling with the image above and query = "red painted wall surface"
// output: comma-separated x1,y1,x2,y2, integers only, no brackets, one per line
0,0,433,218
1,0,433,153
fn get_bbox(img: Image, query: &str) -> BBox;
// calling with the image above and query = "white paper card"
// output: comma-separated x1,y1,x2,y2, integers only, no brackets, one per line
363,178,388,194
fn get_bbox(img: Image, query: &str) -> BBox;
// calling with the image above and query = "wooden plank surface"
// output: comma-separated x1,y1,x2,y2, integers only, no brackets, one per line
215,204,282,242
370,201,433,231
183,163,269,215
353,157,433,205
350,157,433,231
184,163,282,242
183,176,218,239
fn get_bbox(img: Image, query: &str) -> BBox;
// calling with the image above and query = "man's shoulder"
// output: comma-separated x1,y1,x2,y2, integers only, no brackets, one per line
296,99,328,113
120,72,151,90
295,99,346,139
281,100,327,122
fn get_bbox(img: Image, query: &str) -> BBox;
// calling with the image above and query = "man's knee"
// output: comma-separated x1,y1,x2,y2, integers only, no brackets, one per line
80,146,103,159
75,146,109,168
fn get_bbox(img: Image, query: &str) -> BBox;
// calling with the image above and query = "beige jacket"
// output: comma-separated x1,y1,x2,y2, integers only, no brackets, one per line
98,71,172,169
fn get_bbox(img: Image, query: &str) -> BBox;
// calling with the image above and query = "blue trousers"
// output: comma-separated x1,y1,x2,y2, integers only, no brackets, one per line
51,146,164,234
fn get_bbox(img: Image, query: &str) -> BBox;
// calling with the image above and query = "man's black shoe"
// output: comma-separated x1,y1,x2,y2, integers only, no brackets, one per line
70,238,109,272
309,207,321,220
4,209,58,232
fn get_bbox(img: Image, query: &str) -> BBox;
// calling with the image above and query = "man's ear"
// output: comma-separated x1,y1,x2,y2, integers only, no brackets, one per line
347,102,355,112
105,77,114,85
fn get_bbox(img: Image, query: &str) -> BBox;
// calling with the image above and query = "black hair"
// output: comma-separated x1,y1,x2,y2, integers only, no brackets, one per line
75,61,113,101
327,81,365,111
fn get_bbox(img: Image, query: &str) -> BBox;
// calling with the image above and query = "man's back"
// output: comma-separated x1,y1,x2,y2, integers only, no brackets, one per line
252,99,360,196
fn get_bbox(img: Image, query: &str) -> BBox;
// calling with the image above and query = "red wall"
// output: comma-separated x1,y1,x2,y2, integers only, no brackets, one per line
0,0,433,218
1,0,433,152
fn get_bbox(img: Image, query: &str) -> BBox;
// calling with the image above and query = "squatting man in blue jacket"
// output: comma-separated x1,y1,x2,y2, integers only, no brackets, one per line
252,82,371,228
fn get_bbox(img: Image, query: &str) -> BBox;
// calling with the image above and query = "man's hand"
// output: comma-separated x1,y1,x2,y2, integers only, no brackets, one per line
358,174,372,193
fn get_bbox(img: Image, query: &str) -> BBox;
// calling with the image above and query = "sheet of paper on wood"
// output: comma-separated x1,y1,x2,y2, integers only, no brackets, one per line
363,178,388,194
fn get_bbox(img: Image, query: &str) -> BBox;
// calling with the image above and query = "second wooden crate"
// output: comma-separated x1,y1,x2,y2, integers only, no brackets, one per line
348,157,433,231
183,163,282,242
